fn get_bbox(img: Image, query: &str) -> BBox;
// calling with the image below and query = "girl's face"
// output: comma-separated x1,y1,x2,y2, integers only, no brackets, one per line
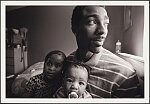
43,53,64,80
63,66,88,97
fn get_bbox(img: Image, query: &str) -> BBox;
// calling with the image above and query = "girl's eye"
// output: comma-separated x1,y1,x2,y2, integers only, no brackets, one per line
47,62,52,66
55,63,62,68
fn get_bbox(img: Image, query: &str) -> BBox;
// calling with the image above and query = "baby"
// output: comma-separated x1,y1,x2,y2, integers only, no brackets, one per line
53,61,92,98
24,50,66,98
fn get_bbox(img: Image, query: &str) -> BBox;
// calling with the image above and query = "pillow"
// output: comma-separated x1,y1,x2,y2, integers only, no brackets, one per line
117,53,144,80
116,53,144,97
11,62,44,97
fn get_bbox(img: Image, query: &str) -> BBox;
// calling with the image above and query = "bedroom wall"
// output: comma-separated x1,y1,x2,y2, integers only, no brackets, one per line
6,6,77,66
105,6,124,52
6,6,144,67
122,6,144,57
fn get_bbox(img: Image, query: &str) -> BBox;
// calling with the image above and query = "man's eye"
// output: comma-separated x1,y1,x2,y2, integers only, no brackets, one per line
87,20,96,25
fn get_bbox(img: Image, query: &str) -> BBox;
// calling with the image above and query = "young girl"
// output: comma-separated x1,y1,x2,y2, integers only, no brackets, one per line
24,50,66,98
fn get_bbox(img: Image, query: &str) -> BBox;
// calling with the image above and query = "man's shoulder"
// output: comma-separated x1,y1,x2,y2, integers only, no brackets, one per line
100,48,136,77
102,48,133,68
67,51,77,61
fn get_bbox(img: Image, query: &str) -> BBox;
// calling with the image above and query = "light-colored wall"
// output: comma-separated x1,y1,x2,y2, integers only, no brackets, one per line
6,6,144,66
122,6,144,57
105,6,124,52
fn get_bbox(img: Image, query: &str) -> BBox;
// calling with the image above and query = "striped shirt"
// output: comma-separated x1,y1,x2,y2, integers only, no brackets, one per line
67,48,141,98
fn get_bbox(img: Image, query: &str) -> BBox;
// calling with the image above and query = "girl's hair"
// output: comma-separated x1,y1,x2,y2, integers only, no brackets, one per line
45,50,66,62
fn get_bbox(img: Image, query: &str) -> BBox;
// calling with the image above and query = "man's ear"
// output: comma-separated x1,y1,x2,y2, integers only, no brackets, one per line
72,25,80,36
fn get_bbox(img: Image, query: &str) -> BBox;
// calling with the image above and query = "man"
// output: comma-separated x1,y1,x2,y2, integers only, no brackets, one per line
67,6,142,98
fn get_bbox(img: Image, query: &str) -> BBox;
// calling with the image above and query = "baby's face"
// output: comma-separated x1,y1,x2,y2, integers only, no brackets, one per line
64,66,88,97
43,53,64,80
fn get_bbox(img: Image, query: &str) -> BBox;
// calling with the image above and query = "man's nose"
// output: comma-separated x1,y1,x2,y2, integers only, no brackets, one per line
96,24,105,35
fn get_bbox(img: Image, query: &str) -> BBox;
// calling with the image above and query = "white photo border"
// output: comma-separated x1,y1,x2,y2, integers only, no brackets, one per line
1,1,149,103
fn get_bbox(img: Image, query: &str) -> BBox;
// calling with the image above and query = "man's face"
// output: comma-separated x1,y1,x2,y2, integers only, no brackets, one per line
43,54,64,80
76,6,109,53
63,66,88,97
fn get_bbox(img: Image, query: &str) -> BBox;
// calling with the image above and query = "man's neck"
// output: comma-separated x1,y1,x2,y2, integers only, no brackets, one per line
77,49,98,62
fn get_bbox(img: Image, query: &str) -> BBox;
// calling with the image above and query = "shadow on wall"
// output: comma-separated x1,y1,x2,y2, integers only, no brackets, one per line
6,6,77,66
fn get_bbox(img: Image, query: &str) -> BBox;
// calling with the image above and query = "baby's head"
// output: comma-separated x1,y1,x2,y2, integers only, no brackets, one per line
43,50,66,80
63,61,90,98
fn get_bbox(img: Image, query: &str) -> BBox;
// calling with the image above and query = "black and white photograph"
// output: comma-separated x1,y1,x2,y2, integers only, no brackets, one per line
1,1,149,103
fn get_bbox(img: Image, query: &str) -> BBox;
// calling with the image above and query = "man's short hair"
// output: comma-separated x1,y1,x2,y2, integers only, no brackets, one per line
71,6,105,34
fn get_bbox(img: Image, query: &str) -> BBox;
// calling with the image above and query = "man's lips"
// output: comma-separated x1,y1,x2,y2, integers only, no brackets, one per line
94,36,105,40
92,38,105,46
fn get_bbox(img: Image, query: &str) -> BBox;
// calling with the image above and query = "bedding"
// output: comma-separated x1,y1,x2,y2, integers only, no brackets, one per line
11,61,44,97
